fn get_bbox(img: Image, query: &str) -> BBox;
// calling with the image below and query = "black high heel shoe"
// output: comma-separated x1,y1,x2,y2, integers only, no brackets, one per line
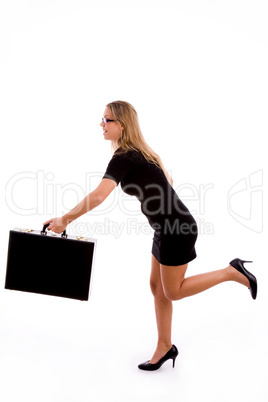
229,258,257,300
138,345,179,371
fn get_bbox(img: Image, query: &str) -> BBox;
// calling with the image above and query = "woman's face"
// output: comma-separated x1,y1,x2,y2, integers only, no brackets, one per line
100,107,123,142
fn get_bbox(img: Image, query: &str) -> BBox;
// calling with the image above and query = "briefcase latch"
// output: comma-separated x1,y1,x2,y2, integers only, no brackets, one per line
76,236,89,241
19,229,34,233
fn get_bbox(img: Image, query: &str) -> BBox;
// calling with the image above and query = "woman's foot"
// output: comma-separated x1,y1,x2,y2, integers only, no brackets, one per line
229,258,257,299
227,264,250,287
138,345,179,371
149,343,173,364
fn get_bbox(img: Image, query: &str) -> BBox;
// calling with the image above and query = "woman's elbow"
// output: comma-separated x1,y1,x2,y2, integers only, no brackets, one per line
92,193,104,208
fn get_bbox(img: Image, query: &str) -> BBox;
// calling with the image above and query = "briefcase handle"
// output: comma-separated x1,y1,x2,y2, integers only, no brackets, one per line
41,224,67,238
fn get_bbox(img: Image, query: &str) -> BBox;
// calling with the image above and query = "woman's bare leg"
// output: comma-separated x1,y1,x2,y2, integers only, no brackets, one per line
149,255,173,364
149,256,250,363
160,262,250,301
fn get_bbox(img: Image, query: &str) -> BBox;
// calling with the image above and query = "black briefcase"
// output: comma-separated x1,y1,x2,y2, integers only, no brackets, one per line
5,225,97,301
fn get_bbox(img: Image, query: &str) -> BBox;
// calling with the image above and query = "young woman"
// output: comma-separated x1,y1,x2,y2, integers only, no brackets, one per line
44,100,257,371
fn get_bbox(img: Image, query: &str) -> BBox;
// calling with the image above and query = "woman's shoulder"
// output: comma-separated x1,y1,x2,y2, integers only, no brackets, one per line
113,146,143,161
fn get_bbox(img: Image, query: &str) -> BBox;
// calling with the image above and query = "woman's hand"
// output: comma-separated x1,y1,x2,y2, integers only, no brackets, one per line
43,217,68,234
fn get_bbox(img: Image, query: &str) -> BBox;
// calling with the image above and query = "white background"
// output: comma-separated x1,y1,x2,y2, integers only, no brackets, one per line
0,1,267,401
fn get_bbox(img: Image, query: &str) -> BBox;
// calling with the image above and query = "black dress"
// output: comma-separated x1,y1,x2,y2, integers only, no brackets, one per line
103,148,198,266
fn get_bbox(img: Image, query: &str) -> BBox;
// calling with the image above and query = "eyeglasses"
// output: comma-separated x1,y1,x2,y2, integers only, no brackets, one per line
102,118,116,124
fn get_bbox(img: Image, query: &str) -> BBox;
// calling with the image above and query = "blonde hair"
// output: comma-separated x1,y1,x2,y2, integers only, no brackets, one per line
106,100,173,185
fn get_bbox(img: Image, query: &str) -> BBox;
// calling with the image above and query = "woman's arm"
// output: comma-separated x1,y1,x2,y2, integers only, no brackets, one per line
43,178,117,233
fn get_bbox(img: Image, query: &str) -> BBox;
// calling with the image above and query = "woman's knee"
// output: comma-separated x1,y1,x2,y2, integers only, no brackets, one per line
150,277,165,298
160,263,188,301
150,275,184,300
163,286,183,301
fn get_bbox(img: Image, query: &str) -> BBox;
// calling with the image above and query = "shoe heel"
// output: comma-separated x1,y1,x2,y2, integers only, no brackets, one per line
172,357,176,368
241,260,253,274
229,258,257,300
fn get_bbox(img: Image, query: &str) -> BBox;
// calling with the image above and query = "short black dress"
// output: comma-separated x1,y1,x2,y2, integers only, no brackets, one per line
103,148,198,266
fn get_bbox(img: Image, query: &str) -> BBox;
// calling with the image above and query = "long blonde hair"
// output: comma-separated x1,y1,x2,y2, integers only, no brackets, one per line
106,100,173,185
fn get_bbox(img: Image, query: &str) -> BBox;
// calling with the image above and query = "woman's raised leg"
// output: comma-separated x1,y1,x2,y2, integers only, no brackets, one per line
160,262,250,301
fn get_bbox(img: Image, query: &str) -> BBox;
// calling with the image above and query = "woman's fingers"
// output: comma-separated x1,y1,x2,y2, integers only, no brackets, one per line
43,219,53,226
43,218,67,234
43,218,55,231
